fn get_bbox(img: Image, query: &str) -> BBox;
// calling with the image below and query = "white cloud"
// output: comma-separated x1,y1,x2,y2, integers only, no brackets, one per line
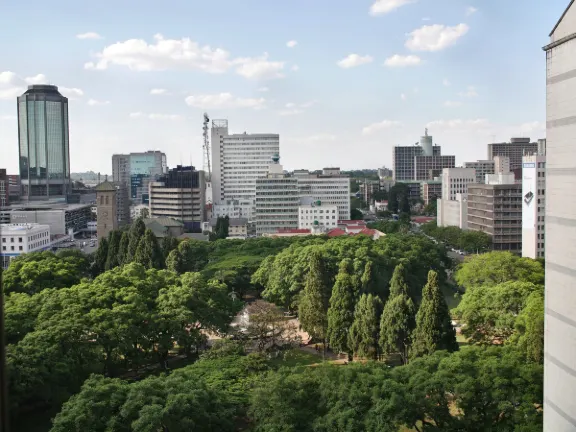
370,0,415,15
257,87,269,92
76,32,103,40
185,93,266,110
337,54,374,69
279,100,317,116
384,54,422,67
458,86,478,97
286,40,298,48
406,24,469,52
129,112,183,120
150,88,169,95
291,65,300,72
443,78,451,86
443,100,462,107
362,120,402,135
59,87,84,98
426,118,489,130
466,6,478,16
87,98,110,106
84,34,285,80
519,121,545,134
401,93,407,100
0,71,49,100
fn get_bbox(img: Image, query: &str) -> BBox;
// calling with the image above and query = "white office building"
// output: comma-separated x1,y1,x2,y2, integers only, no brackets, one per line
0,223,51,268
522,154,546,259
213,199,246,219
211,119,280,221
437,194,468,230
441,168,476,201
294,168,351,221
493,155,511,174
298,199,339,230
255,156,300,235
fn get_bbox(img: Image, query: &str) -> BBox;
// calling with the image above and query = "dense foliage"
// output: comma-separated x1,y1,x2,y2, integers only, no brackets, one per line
421,221,492,253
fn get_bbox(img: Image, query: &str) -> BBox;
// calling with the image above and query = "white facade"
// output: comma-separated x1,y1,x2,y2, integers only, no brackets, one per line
485,173,516,185
464,160,495,184
294,168,351,221
0,223,51,269
522,155,546,259
213,200,246,219
493,155,511,174
130,204,149,220
298,202,339,230
210,120,280,221
544,4,576,429
437,194,468,229
441,168,476,201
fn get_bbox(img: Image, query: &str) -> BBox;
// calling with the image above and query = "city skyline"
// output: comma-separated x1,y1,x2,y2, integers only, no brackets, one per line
0,0,565,174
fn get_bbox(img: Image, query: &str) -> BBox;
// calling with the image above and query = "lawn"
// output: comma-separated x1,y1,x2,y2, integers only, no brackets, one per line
268,349,324,368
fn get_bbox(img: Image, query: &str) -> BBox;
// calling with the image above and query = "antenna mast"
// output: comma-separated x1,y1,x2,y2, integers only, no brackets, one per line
203,113,211,181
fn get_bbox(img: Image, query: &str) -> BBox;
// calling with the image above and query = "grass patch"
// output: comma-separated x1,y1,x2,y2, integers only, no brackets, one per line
268,349,323,368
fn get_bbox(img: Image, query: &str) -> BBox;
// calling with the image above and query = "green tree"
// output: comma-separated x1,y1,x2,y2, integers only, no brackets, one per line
379,264,416,364
105,230,122,270
92,237,109,276
423,199,437,216
511,290,544,363
348,294,383,360
326,259,355,356
117,231,130,265
298,251,331,355
350,208,364,220
126,218,146,263
166,239,210,274
411,270,458,359
134,229,164,269
161,236,179,261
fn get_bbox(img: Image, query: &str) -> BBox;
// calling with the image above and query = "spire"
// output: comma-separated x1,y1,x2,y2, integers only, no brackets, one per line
425,127,428,137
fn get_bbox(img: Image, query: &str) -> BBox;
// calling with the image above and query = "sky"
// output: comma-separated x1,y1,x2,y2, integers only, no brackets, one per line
0,0,568,175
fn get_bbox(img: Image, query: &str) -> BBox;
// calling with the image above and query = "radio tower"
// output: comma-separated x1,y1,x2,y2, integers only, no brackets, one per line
203,113,211,181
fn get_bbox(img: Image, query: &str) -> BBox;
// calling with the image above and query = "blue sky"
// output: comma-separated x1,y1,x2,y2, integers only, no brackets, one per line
0,0,568,174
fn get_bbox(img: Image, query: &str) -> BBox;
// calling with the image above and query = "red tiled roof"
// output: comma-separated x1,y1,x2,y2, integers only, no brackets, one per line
358,228,376,236
327,228,346,237
411,216,435,224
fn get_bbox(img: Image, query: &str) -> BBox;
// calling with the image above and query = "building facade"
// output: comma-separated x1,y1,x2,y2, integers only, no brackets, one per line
255,157,300,235
441,168,476,201
521,154,546,259
210,119,280,220
294,168,351,221
437,194,468,229
298,201,339,230
393,144,441,181
487,137,539,171
213,200,246,219
95,181,118,240
18,85,71,200
148,165,206,231
414,155,456,181
493,155,511,174
464,160,495,184
0,169,8,209
421,180,442,205
0,223,51,268
112,151,167,203
467,183,522,253
543,4,576,428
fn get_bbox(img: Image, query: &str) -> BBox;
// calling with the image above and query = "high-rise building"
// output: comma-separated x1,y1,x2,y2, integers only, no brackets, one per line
112,151,167,204
521,153,546,259
17,85,71,200
255,155,300,235
441,168,476,201
467,182,522,253
487,138,538,171
464,160,495,184
421,179,442,205
493,155,511,174
544,4,576,429
210,120,280,220
148,165,206,231
294,168,351,221
393,130,454,181
0,169,8,209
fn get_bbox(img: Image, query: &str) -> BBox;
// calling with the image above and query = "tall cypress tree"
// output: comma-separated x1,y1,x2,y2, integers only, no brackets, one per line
360,261,375,295
126,218,146,263
117,231,130,266
134,229,163,269
379,264,417,364
411,270,458,359
161,236,179,262
299,250,331,356
92,237,109,276
327,259,355,356
348,294,383,360
105,231,122,270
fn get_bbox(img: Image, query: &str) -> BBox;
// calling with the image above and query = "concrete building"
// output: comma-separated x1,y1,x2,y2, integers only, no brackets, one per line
485,173,516,185
0,169,8,209
7,174,21,203
0,223,51,269
522,154,546,259
18,85,71,200
437,194,468,229
493,155,511,174
294,168,351,221
112,151,167,203
378,167,393,178
255,156,300,235
467,183,522,253
149,165,206,232
298,200,339,230
130,204,149,220
115,182,131,227
543,4,576,428
359,179,380,204
414,155,456,181
464,160,495,184
203,217,249,239
487,138,539,171
421,179,442,205
441,168,476,201
213,199,247,219
95,181,118,240
210,119,280,220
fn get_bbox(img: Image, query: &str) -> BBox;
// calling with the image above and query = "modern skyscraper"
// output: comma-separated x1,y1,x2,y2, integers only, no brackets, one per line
544,2,576,429
487,138,538,171
210,120,280,220
112,151,167,204
17,85,70,200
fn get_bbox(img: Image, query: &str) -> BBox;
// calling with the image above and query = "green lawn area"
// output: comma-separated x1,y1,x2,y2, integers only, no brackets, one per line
268,349,324,368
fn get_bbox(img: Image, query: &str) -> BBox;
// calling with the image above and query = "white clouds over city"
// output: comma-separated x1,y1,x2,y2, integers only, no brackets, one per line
384,54,422,67
370,0,415,15
406,24,469,52
185,93,266,110
362,120,402,135
76,32,103,40
286,40,298,48
337,54,374,69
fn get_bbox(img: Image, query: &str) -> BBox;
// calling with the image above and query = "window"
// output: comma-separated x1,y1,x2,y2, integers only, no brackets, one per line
18,237,22,242
10,246,14,251
1,246,5,251
1,238,4,243
10,238,14,243
19,246,23,251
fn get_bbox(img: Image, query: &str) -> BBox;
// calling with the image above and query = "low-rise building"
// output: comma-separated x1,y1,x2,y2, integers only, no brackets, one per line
441,168,476,201
298,200,339,230
202,217,249,239
0,223,51,268
421,179,442,205
437,194,468,229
